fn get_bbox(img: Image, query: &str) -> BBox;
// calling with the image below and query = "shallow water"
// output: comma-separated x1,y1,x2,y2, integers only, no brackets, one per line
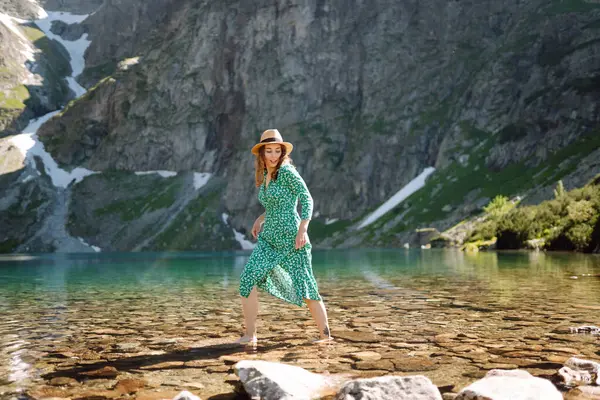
1,249,599,399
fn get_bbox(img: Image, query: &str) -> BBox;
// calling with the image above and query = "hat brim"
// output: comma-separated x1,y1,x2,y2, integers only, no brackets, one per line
251,142,293,156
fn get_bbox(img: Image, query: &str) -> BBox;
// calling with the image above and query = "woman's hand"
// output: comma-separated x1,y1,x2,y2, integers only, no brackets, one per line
251,216,264,239
295,227,309,249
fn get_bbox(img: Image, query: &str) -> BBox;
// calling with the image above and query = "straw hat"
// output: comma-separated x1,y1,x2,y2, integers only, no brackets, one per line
251,129,294,156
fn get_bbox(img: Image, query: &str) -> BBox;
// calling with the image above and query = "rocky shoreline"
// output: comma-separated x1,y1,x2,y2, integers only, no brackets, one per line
9,333,600,400
232,356,600,399
2,278,599,400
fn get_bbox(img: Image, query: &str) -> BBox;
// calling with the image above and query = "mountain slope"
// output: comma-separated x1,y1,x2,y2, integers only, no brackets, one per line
0,1,73,137
1,0,600,252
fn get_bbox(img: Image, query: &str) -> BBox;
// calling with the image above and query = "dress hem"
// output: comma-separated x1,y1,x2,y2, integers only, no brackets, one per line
243,284,322,307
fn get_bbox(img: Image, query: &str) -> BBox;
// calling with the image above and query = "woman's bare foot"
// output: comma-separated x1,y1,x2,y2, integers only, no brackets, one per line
234,335,257,345
312,336,334,344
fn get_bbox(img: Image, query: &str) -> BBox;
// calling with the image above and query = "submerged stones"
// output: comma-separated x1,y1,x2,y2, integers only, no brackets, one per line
3,269,600,399
349,351,382,361
564,385,600,399
79,366,119,379
114,378,148,394
333,331,381,343
49,377,79,387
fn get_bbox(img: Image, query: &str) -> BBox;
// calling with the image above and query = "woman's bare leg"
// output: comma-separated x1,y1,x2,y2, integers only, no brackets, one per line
305,299,332,340
237,287,258,343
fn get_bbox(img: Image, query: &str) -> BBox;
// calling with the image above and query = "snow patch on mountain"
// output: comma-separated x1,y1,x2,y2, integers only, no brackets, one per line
222,213,256,250
34,11,90,97
358,167,436,229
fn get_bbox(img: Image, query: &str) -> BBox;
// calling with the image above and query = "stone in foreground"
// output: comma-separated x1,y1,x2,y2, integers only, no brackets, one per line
172,391,201,400
335,375,442,400
564,358,600,385
235,360,345,400
559,366,596,388
456,369,562,400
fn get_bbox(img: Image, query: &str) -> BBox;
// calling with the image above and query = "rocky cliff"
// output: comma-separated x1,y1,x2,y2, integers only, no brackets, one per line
0,0,73,137
1,0,600,252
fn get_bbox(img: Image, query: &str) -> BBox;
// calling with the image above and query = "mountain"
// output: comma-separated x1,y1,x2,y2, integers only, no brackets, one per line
1,0,600,253
0,1,72,137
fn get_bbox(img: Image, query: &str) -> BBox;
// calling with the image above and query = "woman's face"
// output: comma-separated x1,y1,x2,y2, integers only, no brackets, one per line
263,144,282,168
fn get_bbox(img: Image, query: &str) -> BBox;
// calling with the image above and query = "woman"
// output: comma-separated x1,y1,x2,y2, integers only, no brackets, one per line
237,129,332,344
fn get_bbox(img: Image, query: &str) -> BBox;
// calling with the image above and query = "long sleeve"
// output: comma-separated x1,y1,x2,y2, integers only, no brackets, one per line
281,165,313,220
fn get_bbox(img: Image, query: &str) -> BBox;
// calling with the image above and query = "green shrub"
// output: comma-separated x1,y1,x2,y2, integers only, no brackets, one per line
554,180,566,199
0,239,21,253
463,242,480,252
589,218,600,252
565,223,594,250
483,195,513,217
481,182,600,251
468,220,498,242
496,206,539,248
571,185,600,205
467,195,514,242
567,200,595,223
535,204,562,226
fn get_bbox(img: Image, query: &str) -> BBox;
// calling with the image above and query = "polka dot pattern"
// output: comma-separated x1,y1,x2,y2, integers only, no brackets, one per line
239,164,322,307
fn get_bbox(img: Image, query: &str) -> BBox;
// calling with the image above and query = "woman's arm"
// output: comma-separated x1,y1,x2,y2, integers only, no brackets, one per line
280,166,313,248
281,166,314,220
251,212,266,239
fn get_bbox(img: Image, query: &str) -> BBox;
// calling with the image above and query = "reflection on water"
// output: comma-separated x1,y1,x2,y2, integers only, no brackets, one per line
0,249,599,396
362,270,398,290
8,341,30,385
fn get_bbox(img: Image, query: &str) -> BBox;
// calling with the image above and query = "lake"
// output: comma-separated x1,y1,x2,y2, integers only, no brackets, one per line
1,249,599,399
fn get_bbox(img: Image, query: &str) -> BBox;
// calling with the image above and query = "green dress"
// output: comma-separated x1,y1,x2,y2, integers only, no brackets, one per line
239,163,322,307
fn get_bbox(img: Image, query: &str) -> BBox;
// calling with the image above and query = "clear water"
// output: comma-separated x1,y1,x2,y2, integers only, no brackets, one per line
1,249,599,398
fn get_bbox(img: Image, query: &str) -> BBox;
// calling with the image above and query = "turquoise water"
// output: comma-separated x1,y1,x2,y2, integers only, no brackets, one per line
1,249,600,396
1,249,600,297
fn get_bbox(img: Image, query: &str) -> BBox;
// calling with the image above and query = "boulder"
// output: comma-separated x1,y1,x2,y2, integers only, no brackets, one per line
335,375,442,400
235,360,345,400
559,366,596,388
172,391,201,400
455,369,561,400
565,358,600,385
